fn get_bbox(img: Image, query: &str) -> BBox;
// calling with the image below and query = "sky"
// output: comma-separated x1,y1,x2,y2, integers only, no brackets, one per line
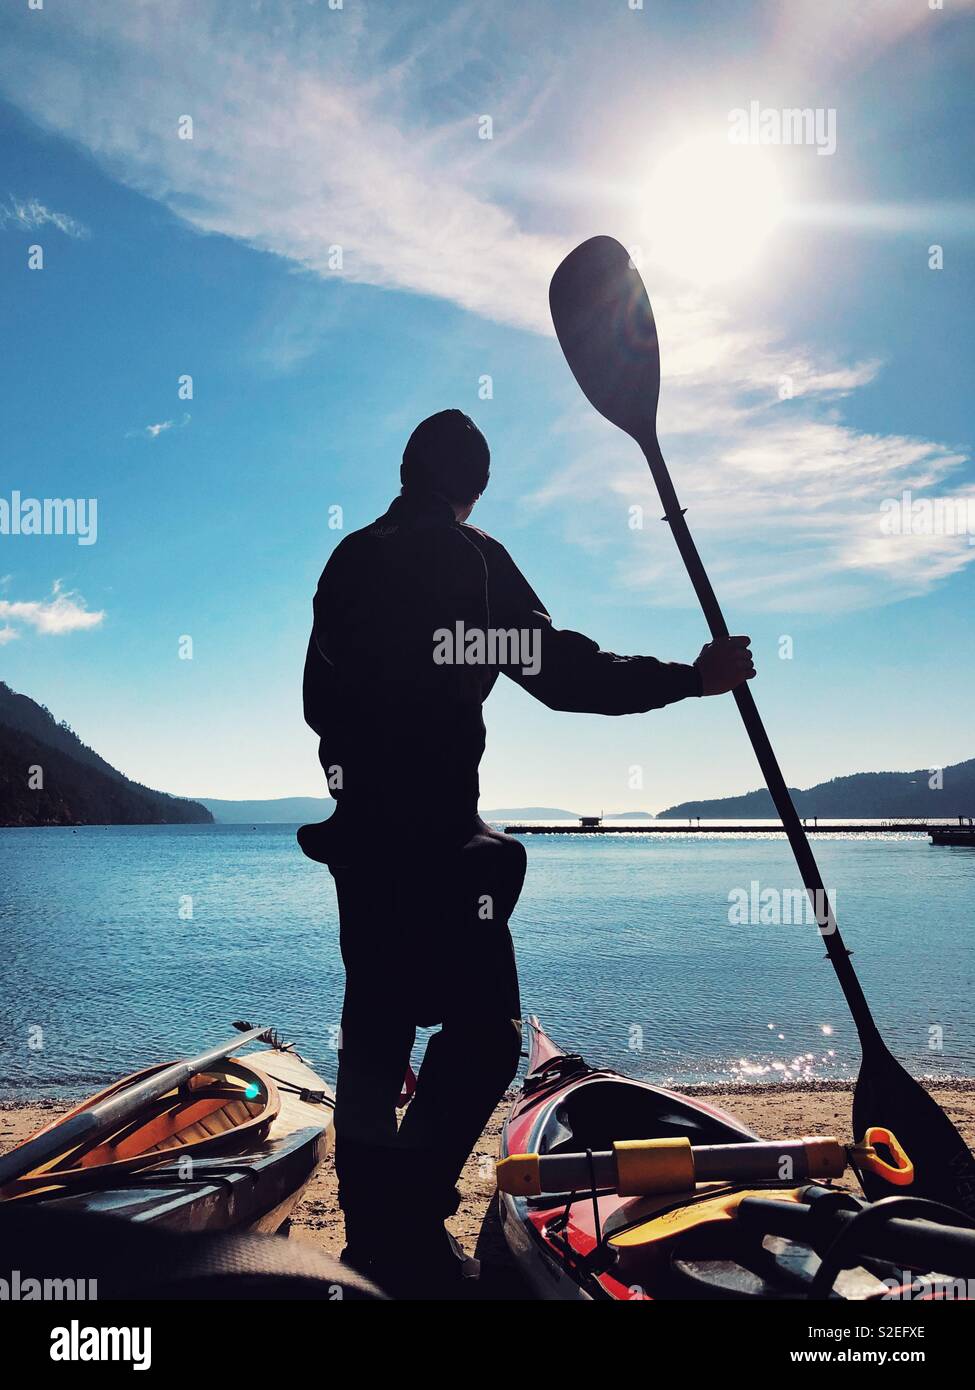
0,0,973,813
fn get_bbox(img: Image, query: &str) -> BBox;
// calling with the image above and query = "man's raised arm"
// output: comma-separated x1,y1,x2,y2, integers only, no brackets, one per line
478,533,754,714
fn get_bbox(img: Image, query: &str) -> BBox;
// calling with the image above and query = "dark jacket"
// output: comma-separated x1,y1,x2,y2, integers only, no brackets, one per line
303,487,700,840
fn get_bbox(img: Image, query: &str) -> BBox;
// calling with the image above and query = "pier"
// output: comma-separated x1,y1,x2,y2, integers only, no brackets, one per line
501,815,971,836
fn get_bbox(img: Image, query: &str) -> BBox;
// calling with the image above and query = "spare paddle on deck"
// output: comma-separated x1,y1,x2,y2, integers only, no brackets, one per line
737,1191,975,1280
498,1131,912,1198
0,1024,271,1189
548,235,975,1216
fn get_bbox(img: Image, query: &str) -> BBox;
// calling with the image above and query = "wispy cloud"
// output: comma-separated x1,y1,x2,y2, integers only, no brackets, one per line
531,404,973,612
126,413,191,440
0,196,89,239
0,581,105,637
0,2,562,333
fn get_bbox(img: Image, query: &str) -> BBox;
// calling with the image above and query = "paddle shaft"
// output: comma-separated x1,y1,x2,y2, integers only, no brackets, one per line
0,1025,268,1188
639,432,879,1042
738,1195,975,1277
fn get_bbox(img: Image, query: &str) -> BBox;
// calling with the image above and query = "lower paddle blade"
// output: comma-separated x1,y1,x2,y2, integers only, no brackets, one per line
549,236,661,441
852,1042,975,1217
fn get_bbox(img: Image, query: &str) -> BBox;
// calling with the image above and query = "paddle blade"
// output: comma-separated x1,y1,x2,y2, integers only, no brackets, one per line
853,1042,975,1217
549,236,660,441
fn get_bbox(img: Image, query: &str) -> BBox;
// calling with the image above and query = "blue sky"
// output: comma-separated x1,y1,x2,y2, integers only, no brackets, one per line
0,0,973,811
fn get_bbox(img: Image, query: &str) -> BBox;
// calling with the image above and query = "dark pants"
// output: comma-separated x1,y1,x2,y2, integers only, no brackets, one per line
329,820,526,1250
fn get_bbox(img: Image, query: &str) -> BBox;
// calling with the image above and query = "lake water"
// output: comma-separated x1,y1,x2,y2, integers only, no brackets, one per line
1,824,973,1098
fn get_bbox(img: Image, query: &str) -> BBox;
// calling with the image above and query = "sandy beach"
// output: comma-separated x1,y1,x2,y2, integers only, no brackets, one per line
4,1079,974,1298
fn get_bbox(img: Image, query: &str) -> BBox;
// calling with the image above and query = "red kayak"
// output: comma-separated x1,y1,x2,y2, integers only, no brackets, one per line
498,1017,764,1300
499,1020,975,1301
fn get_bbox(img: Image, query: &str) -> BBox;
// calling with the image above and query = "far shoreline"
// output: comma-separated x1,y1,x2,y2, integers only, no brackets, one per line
4,1075,975,1108
684,1075,975,1095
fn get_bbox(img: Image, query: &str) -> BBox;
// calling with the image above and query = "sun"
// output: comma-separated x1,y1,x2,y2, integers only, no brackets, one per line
643,133,787,285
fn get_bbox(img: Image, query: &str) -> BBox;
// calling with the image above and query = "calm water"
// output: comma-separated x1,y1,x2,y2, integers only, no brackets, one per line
0,824,973,1098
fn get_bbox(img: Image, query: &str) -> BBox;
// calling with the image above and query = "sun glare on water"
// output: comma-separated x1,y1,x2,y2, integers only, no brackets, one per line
643,134,787,285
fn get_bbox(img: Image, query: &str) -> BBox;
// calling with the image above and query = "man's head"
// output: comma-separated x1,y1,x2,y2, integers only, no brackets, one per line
401,410,490,522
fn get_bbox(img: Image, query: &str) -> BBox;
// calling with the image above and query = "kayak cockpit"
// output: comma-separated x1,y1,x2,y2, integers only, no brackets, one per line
5,1058,279,1196
540,1077,757,1157
75,1066,273,1167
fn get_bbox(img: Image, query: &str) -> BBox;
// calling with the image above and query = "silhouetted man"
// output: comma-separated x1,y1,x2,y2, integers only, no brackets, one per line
301,410,754,1295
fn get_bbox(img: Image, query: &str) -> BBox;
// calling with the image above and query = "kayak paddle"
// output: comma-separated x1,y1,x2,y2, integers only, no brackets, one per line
548,235,975,1216
737,1192,975,1283
498,1130,913,1198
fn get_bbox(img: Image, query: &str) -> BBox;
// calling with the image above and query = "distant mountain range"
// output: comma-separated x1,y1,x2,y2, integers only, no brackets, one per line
199,796,337,823
0,683,212,827
8,679,966,828
658,759,975,819
198,772,975,824
198,800,658,823
198,799,575,824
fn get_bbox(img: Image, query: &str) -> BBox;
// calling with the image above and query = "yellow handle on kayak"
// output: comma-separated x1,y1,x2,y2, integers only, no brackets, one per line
496,1140,696,1196
853,1127,914,1187
496,1152,542,1195
614,1138,694,1196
